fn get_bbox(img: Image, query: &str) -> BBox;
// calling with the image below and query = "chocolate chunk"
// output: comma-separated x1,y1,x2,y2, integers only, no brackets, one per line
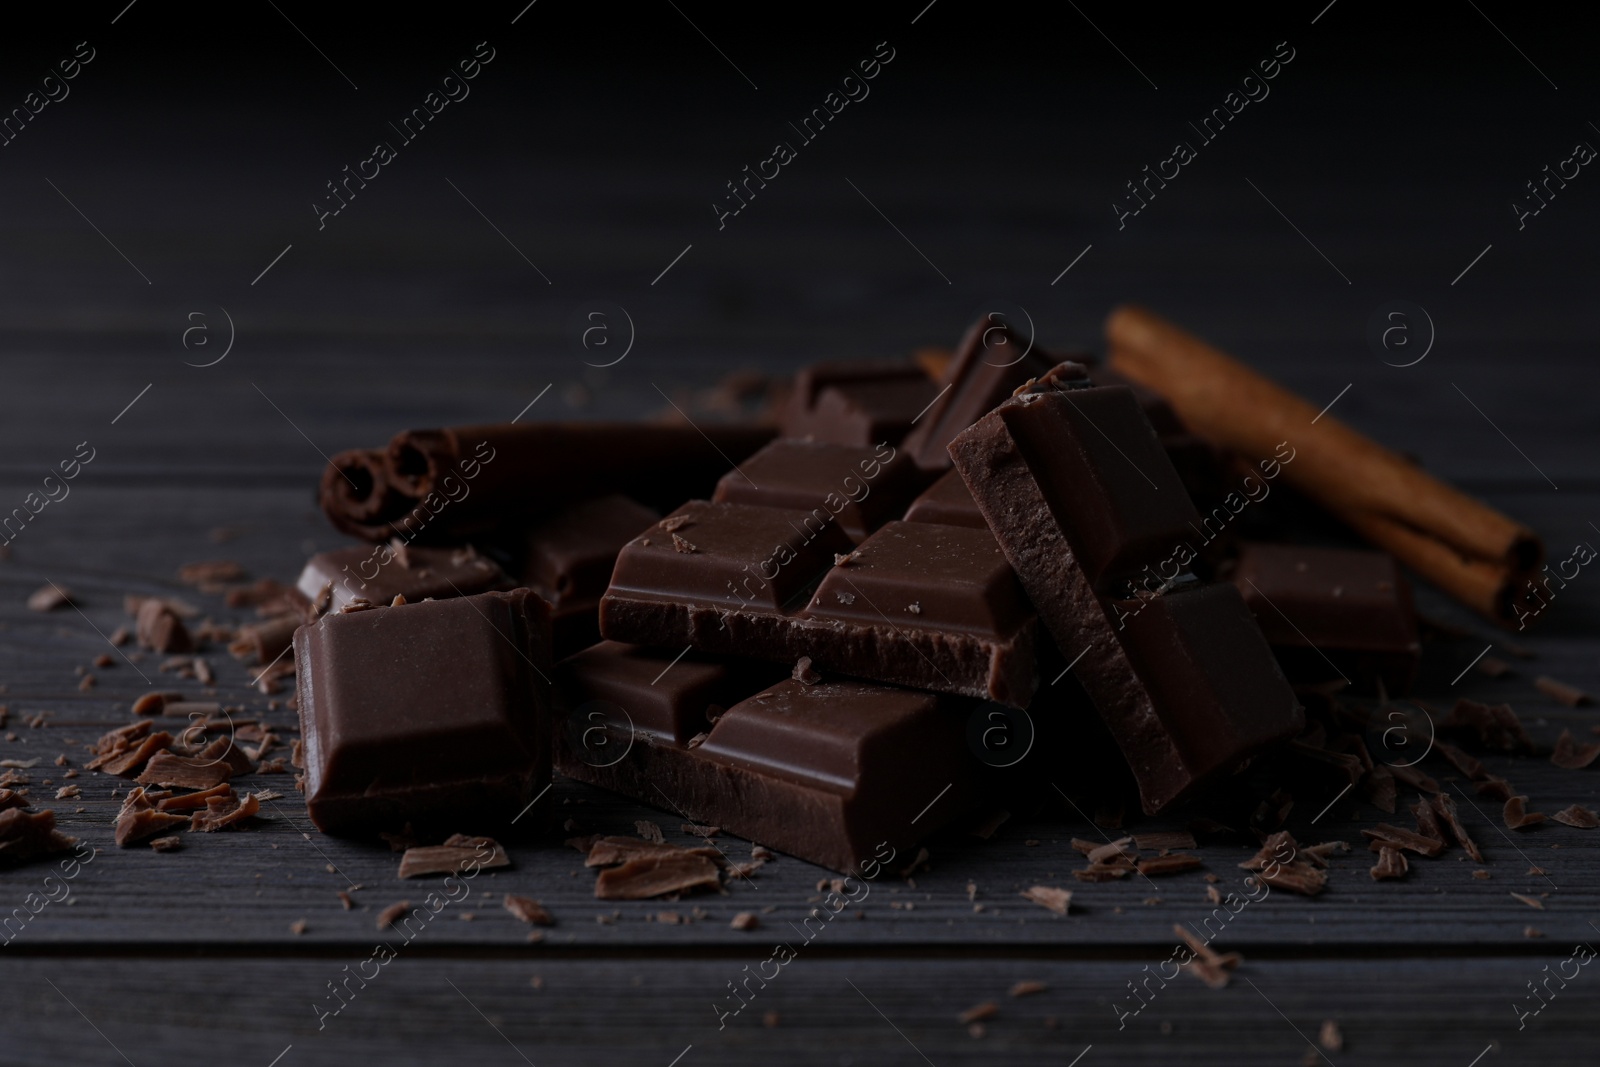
1230,543,1420,695
136,599,193,654
520,495,659,659
949,369,1302,811
781,362,937,446
711,440,919,542
601,503,1038,705
558,645,975,872
294,589,553,835
296,543,514,614
903,469,987,529
901,315,1064,471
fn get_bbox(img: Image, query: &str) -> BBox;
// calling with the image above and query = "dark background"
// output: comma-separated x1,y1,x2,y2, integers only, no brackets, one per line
2,3,1598,1065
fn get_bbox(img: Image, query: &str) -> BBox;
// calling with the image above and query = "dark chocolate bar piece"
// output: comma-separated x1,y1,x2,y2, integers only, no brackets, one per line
294,589,552,834
1229,542,1420,695
296,543,513,612
600,502,1038,705
781,362,938,446
949,367,1301,813
903,469,986,529
711,439,921,542
900,316,1065,471
557,642,973,872
520,495,659,658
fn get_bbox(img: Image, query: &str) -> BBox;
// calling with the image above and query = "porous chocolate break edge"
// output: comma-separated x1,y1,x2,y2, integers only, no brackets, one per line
948,375,1301,813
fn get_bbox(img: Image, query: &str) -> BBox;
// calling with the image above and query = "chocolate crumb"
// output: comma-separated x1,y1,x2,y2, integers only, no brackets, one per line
337,890,355,910
763,1010,780,1028
289,919,308,935
1478,656,1513,678
26,585,72,612
377,901,411,929
1009,980,1047,997
634,820,665,845
503,893,555,926
730,911,760,931
670,534,697,554
1370,845,1409,880
958,1001,999,1025
1319,1020,1343,1052
1525,925,1544,938
658,515,692,533
149,835,182,852
1019,885,1072,915
792,656,821,685
833,552,854,566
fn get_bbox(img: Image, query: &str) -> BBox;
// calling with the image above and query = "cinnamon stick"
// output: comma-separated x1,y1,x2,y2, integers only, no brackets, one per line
1106,305,1542,624
325,422,775,544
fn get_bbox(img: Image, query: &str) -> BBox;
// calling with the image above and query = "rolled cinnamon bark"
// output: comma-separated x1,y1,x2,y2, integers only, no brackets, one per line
1106,305,1542,625
319,450,414,541
356,422,773,544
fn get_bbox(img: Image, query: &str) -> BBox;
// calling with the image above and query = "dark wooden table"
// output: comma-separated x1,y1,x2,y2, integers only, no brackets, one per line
3,4,1598,1064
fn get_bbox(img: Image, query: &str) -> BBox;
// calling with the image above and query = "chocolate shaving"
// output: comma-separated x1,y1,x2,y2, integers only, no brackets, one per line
1429,794,1484,862
1389,761,1441,795
155,783,234,812
136,751,233,791
0,807,77,864
377,900,411,929
594,852,721,900
1511,892,1545,910
114,788,189,847
1133,830,1198,851
149,835,182,852
1253,862,1327,897
398,834,510,878
1503,796,1547,830
1550,729,1600,770
503,893,555,926
1553,804,1600,828
1019,885,1072,914
1435,741,1487,781
1137,853,1203,876
634,820,665,845
1086,837,1136,865
1535,675,1591,707
1362,822,1445,857
1009,980,1048,997
1173,924,1242,988
1410,795,1444,842
96,731,175,777
1475,774,1515,801
189,792,261,832
1477,656,1513,678
958,1002,999,1025
1370,845,1409,880
585,836,720,868
1441,698,1535,753
1361,764,1398,813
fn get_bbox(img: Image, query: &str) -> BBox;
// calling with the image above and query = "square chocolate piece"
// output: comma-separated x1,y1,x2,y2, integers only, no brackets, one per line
712,439,919,542
296,543,513,612
903,469,986,529
782,362,938,446
521,495,659,658
295,588,553,834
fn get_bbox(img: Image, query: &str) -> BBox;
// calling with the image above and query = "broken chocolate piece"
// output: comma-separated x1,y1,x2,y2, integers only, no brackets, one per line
1019,885,1072,915
503,893,555,925
712,439,919,542
136,599,192,654
297,543,515,614
781,361,937,446
594,851,721,900
1553,804,1599,829
1370,844,1408,880
601,502,1038,704
949,369,1302,811
295,590,552,834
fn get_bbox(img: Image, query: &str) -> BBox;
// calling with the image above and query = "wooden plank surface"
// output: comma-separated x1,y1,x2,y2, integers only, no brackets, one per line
4,5,1600,1060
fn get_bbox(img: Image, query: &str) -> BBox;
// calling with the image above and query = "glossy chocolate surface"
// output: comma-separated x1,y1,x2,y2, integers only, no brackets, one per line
295,588,552,834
